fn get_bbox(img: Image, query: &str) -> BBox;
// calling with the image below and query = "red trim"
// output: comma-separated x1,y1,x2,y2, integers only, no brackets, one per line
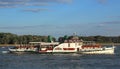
63,48,75,50
47,48,53,50
39,51,47,52
82,45,101,49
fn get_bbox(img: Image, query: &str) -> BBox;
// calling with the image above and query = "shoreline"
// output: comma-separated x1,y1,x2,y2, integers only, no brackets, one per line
0,44,20,46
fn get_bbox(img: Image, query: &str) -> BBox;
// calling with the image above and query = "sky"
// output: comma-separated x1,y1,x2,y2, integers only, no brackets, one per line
0,0,120,37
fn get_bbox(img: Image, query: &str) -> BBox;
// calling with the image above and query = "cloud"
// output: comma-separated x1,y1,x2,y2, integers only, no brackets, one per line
0,0,72,13
24,3,49,6
97,21,120,28
97,0,107,4
97,24,105,27
29,0,72,3
0,25,50,29
22,8,49,13
0,0,72,8
108,16,120,18
103,21,120,24
0,0,27,8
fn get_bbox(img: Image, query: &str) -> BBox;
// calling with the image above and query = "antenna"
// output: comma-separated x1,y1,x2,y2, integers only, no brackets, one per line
73,32,77,36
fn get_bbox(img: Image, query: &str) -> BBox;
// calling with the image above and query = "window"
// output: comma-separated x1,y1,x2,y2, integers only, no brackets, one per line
68,43,70,47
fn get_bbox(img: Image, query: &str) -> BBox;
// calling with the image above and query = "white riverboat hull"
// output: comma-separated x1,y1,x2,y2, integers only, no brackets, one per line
8,40,115,54
8,47,38,54
80,48,115,54
9,48,37,52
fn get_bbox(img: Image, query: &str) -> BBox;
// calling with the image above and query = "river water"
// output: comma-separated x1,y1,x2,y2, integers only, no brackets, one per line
0,46,120,69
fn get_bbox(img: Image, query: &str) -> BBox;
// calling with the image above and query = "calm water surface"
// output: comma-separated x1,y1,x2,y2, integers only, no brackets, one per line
0,46,120,69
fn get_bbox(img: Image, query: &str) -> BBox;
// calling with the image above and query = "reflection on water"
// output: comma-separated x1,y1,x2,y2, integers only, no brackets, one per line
0,46,120,69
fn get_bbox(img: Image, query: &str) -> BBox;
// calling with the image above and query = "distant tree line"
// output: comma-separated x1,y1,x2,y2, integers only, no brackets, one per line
58,35,120,43
0,32,120,44
0,32,55,44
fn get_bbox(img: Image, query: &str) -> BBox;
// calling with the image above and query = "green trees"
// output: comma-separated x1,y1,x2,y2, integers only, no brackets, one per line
58,35,120,43
79,36,120,43
0,32,54,44
0,32,120,44
0,33,18,44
